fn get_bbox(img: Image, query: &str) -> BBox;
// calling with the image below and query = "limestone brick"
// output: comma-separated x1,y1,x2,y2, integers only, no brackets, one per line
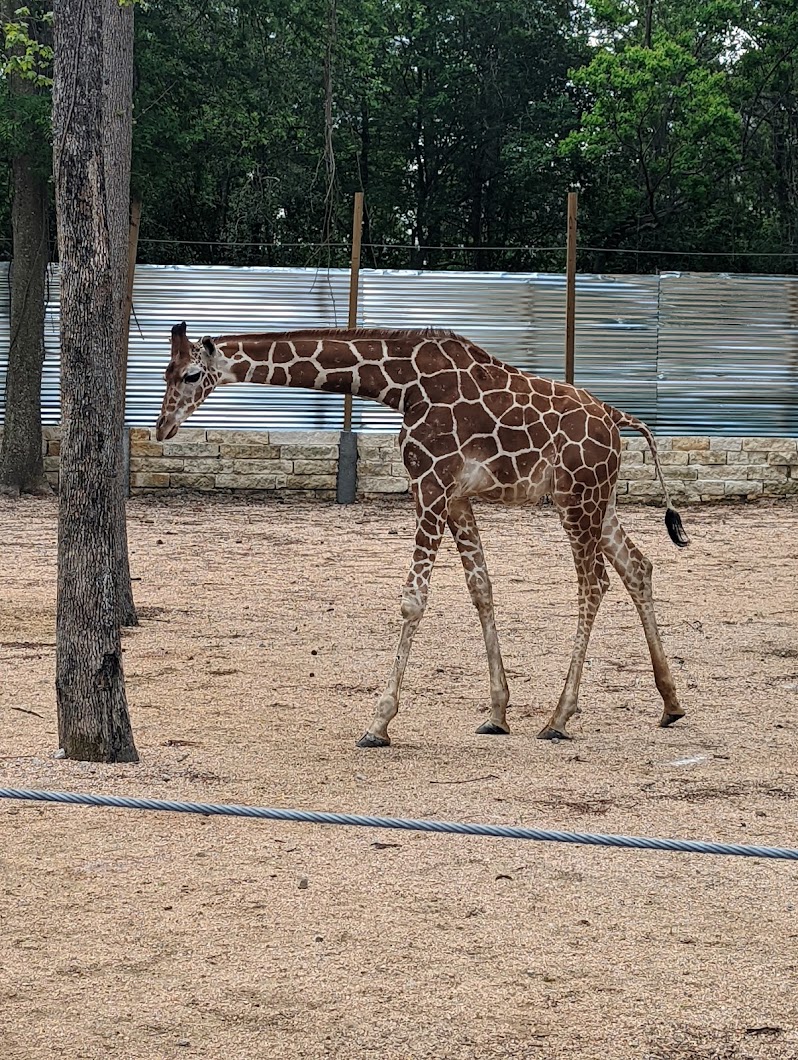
291,458,339,475
742,437,794,452
161,441,220,457
658,466,698,480
671,437,710,451
283,474,337,489
270,430,339,446
687,450,726,465
657,450,689,465
218,443,282,459
625,481,663,498
169,473,217,490
688,464,734,480
710,437,744,451
130,441,165,457
753,466,790,483
358,433,399,451
207,429,271,444
360,476,409,494
620,451,645,465
280,444,339,460
166,427,207,443
768,449,797,465
764,479,798,495
695,481,726,498
131,473,170,489
130,457,185,473
216,473,289,489
723,480,753,495
621,465,655,481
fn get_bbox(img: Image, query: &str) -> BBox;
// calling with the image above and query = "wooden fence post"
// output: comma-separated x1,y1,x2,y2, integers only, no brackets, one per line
565,190,578,385
337,191,364,504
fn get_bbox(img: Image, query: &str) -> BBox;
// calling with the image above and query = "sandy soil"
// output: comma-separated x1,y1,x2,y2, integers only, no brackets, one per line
1,493,798,1060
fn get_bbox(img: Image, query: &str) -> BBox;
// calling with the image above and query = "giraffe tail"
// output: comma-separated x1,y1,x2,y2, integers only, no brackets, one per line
607,407,690,548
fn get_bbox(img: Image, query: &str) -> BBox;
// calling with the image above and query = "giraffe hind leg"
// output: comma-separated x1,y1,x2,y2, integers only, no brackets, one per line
600,508,685,727
539,502,610,740
447,499,511,736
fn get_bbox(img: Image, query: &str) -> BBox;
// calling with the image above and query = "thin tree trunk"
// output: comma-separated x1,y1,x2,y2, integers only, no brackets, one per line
102,0,138,627
0,155,49,496
0,1,50,497
53,0,138,763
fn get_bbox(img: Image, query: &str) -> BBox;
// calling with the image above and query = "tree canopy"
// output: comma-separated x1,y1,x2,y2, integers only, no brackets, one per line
2,0,798,272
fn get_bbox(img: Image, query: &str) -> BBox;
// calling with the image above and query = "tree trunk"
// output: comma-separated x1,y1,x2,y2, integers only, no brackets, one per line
102,0,138,628
0,2,51,498
0,155,50,496
53,0,138,763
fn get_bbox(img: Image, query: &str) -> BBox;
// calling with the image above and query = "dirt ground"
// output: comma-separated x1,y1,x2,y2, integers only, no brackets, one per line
1,493,798,1060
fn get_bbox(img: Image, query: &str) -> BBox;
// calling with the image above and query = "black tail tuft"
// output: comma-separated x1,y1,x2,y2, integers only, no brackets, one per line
665,508,690,548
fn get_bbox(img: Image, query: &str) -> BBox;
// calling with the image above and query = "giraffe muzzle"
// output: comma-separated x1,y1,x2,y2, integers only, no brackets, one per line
155,415,179,442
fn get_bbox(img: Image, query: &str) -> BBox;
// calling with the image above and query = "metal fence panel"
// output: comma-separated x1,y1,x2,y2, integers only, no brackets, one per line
1,265,796,436
657,273,798,436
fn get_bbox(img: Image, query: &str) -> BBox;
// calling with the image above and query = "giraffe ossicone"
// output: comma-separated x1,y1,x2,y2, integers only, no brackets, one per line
157,321,689,745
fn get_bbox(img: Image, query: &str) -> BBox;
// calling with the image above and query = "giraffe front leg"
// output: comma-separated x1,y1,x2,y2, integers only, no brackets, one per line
357,494,446,749
356,584,427,748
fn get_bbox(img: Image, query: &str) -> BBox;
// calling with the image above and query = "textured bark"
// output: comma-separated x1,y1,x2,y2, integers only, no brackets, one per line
101,0,138,627
0,3,50,498
53,0,138,762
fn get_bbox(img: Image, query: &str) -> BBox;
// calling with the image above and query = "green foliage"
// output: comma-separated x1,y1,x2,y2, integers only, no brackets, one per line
4,0,798,271
2,5,52,86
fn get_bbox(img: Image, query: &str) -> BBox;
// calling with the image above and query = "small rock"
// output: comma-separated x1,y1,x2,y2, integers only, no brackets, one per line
52,748,66,759
298,877,309,890
176,1040,190,1048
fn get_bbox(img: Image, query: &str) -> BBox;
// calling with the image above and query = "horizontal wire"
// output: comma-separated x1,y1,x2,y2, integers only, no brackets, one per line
2,788,797,861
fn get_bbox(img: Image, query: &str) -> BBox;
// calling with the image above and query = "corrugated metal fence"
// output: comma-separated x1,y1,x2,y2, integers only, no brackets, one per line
1,265,797,435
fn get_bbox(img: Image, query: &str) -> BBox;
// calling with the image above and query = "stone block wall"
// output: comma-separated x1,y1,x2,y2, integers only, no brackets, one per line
2,427,796,502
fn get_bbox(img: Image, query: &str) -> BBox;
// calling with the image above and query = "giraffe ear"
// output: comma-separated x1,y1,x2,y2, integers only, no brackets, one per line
200,336,216,365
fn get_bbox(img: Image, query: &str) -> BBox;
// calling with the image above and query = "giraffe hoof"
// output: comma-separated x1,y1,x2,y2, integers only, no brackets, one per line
475,722,511,736
659,711,686,728
356,732,391,749
536,726,572,742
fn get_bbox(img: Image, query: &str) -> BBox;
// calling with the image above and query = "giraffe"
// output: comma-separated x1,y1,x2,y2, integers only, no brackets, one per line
157,321,689,746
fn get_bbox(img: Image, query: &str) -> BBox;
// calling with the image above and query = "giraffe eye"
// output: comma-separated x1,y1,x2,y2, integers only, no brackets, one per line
183,370,201,384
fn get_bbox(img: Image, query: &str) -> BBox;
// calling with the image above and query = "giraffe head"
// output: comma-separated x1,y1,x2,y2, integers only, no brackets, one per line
156,322,221,440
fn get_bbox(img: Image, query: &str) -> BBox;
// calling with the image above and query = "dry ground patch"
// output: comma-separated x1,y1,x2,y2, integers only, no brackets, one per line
1,494,798,1060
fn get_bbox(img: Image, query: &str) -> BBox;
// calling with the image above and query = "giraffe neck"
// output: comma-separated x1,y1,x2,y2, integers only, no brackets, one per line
213,329,424,411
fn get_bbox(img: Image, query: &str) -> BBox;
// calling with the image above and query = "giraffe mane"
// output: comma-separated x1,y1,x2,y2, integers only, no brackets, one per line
212,325,467,345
